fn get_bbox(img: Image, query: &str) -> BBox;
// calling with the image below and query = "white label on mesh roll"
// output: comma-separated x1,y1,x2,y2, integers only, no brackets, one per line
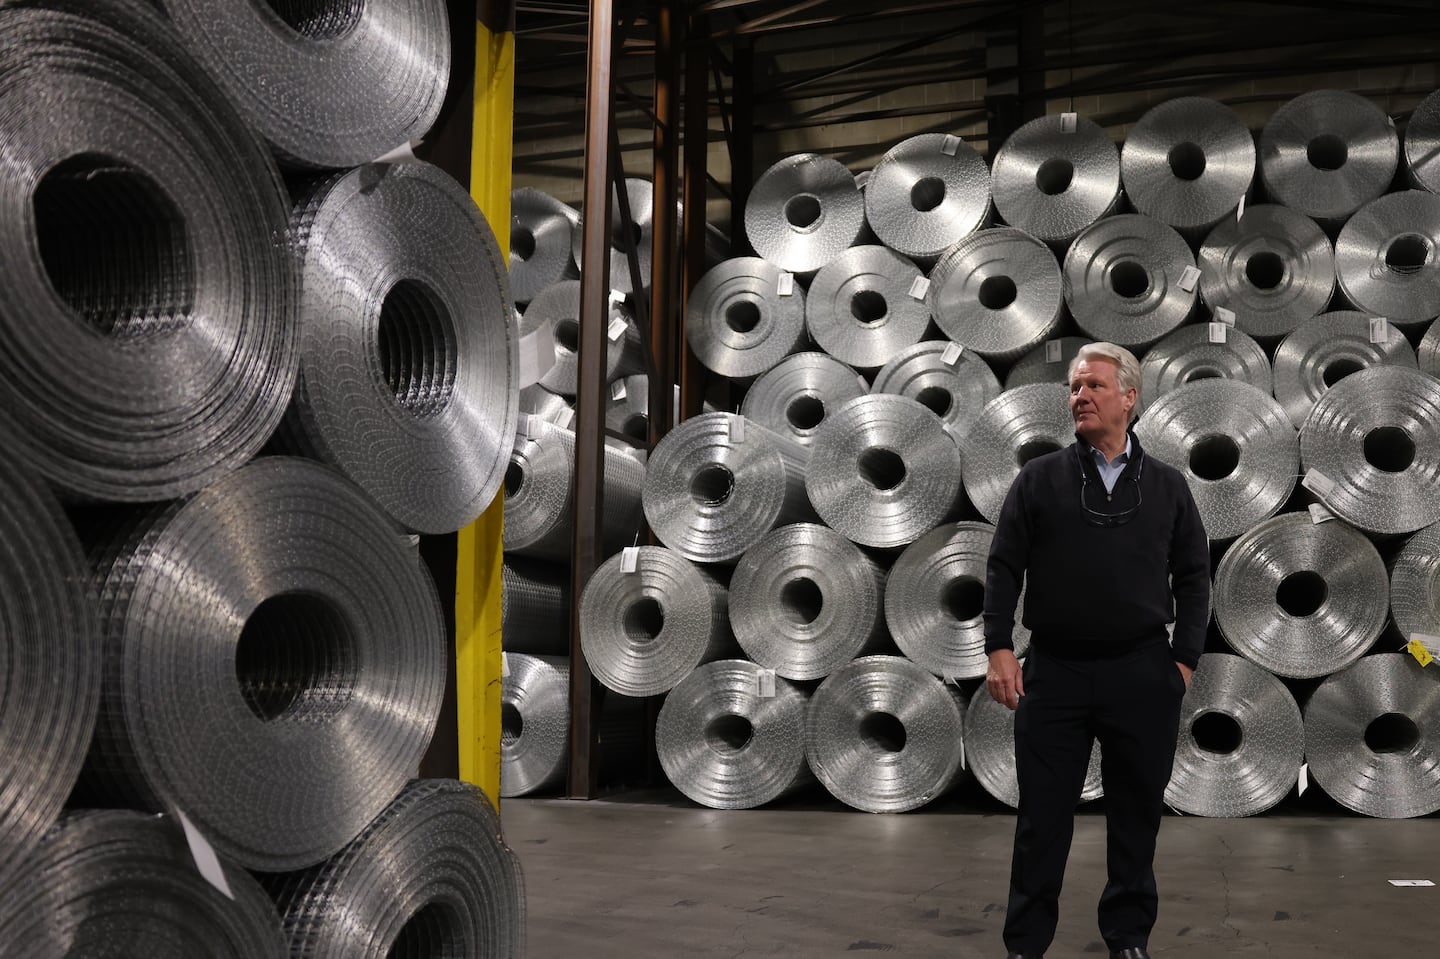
502,652,511,677
729,415,745,443
609,289,626,304
611,381,627,401
1045,340,1063,363
1178,265,1201,292
777,273,795,296
1389,114,1398,128
908,276,930,300
1060,112,1077,133
1302,468,1336,499
620,546,640,573
1297,762,1309,796
1214,307,1236,327
372,139,421,165
942,134,962,156
518,325,557,388
1308,503,1336,524
1389,879,1435,886
608,316,628,342
176,810,235,900
854,171,871,190
1236,194,1246,221
1208,322,1227,344
757,669,776,698
941,342,964,366
518,413,533,440
557,407,575,430
1370,317,1390,343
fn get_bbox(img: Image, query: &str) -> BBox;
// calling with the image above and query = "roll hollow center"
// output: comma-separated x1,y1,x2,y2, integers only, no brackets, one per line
1276,570,1327,618
503,461,526,498
1017,439,1061,467
1183,366,1223,382
1321,357,1363,387
1035,158,1074,196
236,592,358,723
511,225,536,263
725,299,762,334
1109,260,1150,299
858,711,907,754
978,275,1018,310
910,176,947,213
1191,711,1242,755
263,0,365,41
1385,234,1431,275
785,194,823,230
1189,434,1241,481
1365,712,1421,754
622,597,664,641
385,900,467,959
612,220,643,252
941,575,985,623
786,395,825,431
622,413,649,441
552,318,579,355
690,464,734,506
850,289,888,326
379,278,459,417
705,714,754,755
501,702,523,747
858,447,906,491
1167,141,1208,181
1364,426,1415,473
780,576,824,626
915,385,953,417
1306,133,1348,172
1246,251,1286,290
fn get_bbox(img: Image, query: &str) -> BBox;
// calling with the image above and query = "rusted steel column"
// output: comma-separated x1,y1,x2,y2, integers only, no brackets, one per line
679,10,711,421
648,0,682,446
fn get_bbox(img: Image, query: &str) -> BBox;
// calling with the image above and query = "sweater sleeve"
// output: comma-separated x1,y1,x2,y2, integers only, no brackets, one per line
983,469,1031,654
1169,477,1211,668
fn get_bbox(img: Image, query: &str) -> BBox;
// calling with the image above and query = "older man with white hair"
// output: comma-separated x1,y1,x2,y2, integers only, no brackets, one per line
984,342,1210,959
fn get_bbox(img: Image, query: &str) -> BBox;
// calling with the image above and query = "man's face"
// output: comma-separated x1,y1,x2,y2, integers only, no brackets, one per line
1069,357,1136,442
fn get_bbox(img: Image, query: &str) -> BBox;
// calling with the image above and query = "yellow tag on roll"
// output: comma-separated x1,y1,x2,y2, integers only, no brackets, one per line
1407,636,1435,667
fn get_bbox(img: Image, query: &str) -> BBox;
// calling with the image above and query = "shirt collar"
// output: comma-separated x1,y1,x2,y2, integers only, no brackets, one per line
1089,434,1132,468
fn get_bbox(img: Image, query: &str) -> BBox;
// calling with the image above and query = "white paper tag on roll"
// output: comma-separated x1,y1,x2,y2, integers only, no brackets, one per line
729,415,745,443
1178,265,1201,292
608,289,626,305
1370,317,1390,343
608,316,628,342
777,273,795,296
373,139,421,165
942,134,962,156
1301,468,1336,499
518,325,557,388
502,652,511,678
854,170,871,190
756,669,776,698
1045,340,1063,363
620,546,640,573
176,810,235,900
941,342,964,366
1208,322,1227,344
556,407,575,430
1308,503,1336,524
1297,762,1309,796
1236,194,1246,222
1213,307,1236,327
611,381,627,401
1389,879,1435,886
517,413,533,441
1060,112,1077,133
908,276,930,300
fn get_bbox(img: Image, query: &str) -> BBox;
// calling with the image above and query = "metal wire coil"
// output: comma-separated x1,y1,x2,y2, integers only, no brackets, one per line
501,654,570,797
729,523,887,681
928,227,1064,361
1303,654,1440,818
1334,190,1440,328
864,133,991,264
0,810,283,957
962,384,1074,525
267,778,526,957
0,0,297,502
1299,366,1440,536
501,558,571,657
1259,90,1398,226
686,256,808,381
579,546,732,697
642,412,813,564
871,341,1002,444
1272,310,1417,428
1420,318,1440,378
1004,336,1094,390
1214,513,1388,679
519,383,574,426
806,394,963,549
741,352,870,450
606,374,655,443
509,187,580,306
81,457,446,871
745,153,867,275
964,690,1102,809
991,113,1122,246
1139,324,1273,413
518,279,643,397
1164,654,1304,818
1197,204,1336,342
1391,523,1440,641
1403,88,1440,193
1121,97,1256,237
572,177,661,294
1064,213,1198,350
804,655,966,813
655,659,813,809
805,245,932,371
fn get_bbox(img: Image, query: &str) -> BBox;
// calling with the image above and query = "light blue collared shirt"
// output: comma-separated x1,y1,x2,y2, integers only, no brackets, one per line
1090,436,1132,494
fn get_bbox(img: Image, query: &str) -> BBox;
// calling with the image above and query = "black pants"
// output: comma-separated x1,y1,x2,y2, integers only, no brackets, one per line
1003,641,1185,955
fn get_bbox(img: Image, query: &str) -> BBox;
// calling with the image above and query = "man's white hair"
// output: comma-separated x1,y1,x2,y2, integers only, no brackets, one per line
1068,342,1142,420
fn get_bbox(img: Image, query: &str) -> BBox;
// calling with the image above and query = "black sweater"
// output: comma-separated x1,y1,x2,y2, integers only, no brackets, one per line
982,430,1211,668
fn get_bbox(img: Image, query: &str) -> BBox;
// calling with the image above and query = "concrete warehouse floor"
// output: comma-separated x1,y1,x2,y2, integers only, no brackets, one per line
503,788,1438,957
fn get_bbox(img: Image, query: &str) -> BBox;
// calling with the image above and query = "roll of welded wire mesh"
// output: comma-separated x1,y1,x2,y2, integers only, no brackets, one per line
519,383,574,427
871,341,1002,443
1404,89,1440,192
1139,324,1272,413
1122,97,1255,237
268,779,525,957
656,659,813,809
1004,336,1094,390
1392,524,1440,641
886,522,1031,681
1198,204,1336,342
1421,318,1440,377
606,374,655,443
509,188,580,306
281,161,516,534
158,0,447,169
0,0,296,502
991,113,1122,246
1135,380,1296,542
1214,513,1388,679
805,655,966,813
579,546,732,697
928,228,1064,361
963,384,1074,525
0,461,98,886
1164,654,1303,818
500,654,569,797
806,394,962,549
741,352,869,450
1303,654,1440,818
1272,310,1417,428
964,690,1102,809
746,154,867,275
730,523,887,681
1334,190,1440,328
0,810,283,957
1299,366,1440,536
687,256,808,381
518,279,643,397
642,413,812,564
572,177,661,294
805,246,932,371
1064,214,1198,349
503,416,645,562
865,133,990,264
80,457,445,871
501,558,571,657
1259,90,1398,226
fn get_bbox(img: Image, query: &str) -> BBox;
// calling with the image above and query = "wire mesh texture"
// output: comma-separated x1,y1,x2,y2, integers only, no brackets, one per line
686,256,808,381
928,227,1064,362
1121,96,1255,238
962,383,1074,525
804,245,933,371
746,153,867,275
871,340,1003,445
1260,89,1399,226
740,352,870,450
1390,522,1440,642
501,654,570,798
864,132,991,265
508,187,580,306
1138,323,1273,416
1272,310,1417,429
1064,213,1199,350
1334,189,1440,328
991,113,1122,246
517,278,642,397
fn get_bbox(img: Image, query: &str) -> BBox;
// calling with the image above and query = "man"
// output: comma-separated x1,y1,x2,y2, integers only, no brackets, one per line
983,342,1210,959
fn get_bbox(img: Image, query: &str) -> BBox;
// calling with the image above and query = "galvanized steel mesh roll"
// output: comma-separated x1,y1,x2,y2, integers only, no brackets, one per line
885,522,1031,681
1139,324,1273,413
501,558,571,657
1004,336,1094,390
1259,90,1398,226
509,187,581,306
1272,310,1417,428
1198,204,1336,342
501,654,570,797
1214,513,1388,679
656,659,813,809
964,690,1102,809
1121,97,1255,237
1334,190,1440,328
0,810,283,957
1303,654,1440,818
1164,654,1303,818
1420,318,1440,377
1064,213,1198,349
0,0,297,502
606,374,653,443
806,394,962,549
1391,524,1440,641
579,546,732,697
871,341,1002,443
928,227,1064,361
1299,366,1440,536
991,113,1122,246
804,655,966,813
81,458,446,871
686,256,808,381
730,523,887,681
741,352,869,450
864,133,990,264
805,245,932,371
642,413,812,564
267,779,525,957
963,384,1074,525
745,153,867,275
518,279,642,397
572,177,661,294
1403,89,1440,193
519,383,574,426
1135,380,1297,542
282,161,517,534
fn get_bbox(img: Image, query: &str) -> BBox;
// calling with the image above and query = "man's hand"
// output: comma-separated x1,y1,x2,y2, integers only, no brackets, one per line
1177,661,1193,688
986,649,1025,710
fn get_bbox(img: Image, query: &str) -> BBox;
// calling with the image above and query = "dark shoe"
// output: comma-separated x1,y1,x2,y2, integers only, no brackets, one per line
1110,949,1151,959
